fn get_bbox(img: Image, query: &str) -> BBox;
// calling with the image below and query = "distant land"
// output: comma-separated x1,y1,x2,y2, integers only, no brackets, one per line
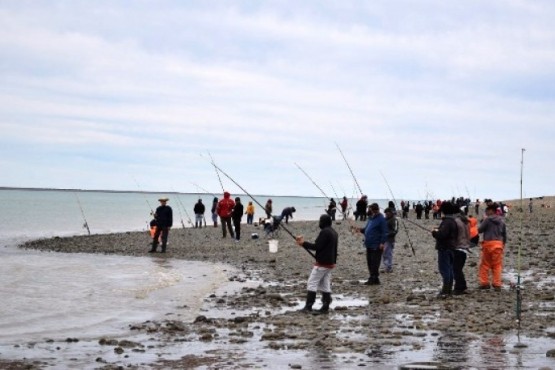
0,186,324,199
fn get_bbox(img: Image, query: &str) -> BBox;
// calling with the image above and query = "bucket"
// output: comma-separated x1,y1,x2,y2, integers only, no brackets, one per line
268,239,279,253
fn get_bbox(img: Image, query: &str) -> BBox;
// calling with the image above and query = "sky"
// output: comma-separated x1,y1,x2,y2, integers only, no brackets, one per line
1,1,554,201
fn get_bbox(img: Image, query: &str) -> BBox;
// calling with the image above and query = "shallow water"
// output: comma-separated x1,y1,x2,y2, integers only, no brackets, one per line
0,247,231,345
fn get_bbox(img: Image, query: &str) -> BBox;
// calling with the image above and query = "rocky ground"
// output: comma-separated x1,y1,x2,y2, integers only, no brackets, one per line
8,199,555,369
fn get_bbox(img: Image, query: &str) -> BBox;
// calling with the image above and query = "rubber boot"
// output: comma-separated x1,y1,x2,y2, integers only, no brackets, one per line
300,291,316,313
161,244,166,253
314,292,332,314
149,242,157,253
437,284,452,299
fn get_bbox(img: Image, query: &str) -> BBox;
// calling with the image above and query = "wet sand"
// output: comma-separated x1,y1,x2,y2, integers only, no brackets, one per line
10,199,555,369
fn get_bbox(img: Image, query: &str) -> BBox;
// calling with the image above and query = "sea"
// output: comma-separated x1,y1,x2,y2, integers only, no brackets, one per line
0,188,388,367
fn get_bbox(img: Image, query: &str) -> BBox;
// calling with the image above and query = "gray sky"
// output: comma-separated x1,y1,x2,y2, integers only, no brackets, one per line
1,1,553,201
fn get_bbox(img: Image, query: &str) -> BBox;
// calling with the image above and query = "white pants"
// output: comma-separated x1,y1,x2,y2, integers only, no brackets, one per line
307,266,333,293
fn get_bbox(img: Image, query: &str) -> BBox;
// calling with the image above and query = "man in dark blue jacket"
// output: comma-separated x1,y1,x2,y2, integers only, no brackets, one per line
354,203,388,285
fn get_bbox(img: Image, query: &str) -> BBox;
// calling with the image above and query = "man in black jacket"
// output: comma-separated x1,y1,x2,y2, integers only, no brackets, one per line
149,197,173,253
231,197,244,241
431,201,458,298
193,199,205,228
296,214,338,314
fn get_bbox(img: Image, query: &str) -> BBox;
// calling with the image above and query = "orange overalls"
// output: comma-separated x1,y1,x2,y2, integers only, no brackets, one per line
479,240,504,288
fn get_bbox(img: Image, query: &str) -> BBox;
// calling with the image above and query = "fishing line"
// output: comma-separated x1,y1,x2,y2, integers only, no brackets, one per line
380,171,416,257
132,177,154,216
202,155,316,259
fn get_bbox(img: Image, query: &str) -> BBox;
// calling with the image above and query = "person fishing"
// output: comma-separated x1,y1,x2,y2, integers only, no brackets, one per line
382,208,399,273
217,191,235,239
210,197,219,228
231,197,243,242
149,197,173,253
193,199,205,228
478,203,507,291
327,198,337,221
264,199,273,218
339,196,348,220
431,201,458,298
353,203,387,285
355,195,368,221
245,201,255,225
453,211,471,295
296,214,338,314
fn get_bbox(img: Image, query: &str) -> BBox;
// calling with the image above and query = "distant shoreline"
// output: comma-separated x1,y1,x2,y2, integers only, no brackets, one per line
0,186,330,199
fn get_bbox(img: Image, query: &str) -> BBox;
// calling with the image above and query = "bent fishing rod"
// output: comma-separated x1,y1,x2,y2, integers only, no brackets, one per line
380,171,416,257
205,157,316,259
336,142,363,197
74,192,91,236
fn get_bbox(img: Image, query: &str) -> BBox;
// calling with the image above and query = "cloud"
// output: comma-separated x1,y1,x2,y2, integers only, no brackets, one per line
0,1,554,199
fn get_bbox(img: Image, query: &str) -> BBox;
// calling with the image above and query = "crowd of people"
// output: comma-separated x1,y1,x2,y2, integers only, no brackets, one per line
147,193,510,311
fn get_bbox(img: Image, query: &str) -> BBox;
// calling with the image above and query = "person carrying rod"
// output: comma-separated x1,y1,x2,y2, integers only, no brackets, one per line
296,214,338,314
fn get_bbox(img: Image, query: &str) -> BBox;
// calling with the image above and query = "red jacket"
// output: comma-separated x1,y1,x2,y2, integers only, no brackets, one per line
217,192,235,218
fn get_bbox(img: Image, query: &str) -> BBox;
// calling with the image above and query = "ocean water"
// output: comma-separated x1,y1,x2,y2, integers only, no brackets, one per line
0,188,388,366
0,188,383,247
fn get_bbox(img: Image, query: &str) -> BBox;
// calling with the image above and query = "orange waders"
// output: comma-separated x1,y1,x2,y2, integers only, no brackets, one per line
479,240,504,287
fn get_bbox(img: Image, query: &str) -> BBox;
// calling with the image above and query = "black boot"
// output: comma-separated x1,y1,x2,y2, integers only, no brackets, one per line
300,291,316,313
437,284,452,299
314,292,332,314
161,244,166,253
149,242,157,253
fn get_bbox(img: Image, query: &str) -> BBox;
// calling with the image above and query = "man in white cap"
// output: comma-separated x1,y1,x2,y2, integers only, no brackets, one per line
149,197,173,253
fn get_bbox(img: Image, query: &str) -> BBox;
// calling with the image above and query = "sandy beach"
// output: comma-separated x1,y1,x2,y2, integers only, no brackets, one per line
8,198,555,369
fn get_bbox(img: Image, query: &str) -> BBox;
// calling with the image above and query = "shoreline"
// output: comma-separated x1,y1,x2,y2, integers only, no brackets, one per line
8,206,555,368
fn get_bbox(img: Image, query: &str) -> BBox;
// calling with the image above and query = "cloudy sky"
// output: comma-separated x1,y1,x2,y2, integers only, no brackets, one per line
1,1,553,201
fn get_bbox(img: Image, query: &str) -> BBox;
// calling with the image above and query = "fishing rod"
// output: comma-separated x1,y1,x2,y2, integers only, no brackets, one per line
380,171,416,257
169,189,187,228
74,192,91,236
515,148,526,345
206,157,316,259
172,190,194,227
336,142,363,197
208,151,225,193
294,163,330,201
404,218,433,233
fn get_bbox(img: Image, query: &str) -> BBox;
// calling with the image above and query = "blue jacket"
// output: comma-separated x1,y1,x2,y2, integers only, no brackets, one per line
362,213,388,249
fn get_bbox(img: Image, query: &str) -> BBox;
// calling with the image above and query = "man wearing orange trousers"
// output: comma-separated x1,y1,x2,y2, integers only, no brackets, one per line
478,204,507,290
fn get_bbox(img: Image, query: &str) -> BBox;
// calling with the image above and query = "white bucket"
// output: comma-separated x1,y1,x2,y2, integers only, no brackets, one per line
268,239,279,253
